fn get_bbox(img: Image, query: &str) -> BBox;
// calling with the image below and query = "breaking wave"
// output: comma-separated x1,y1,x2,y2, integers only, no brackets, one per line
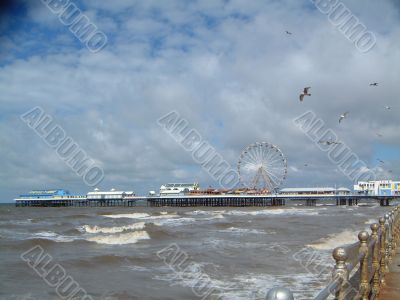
218,227,269,235
30,231,79,243
224,208,319,217
80,222,146,234
86,231,150,245
153,217,196,227
102,213,150,219
307,229,359,250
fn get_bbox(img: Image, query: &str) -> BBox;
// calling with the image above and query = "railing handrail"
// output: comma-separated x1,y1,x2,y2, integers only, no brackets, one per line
266,205,400,300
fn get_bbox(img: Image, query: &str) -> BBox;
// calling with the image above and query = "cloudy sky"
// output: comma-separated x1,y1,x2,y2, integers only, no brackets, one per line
1,0,399,202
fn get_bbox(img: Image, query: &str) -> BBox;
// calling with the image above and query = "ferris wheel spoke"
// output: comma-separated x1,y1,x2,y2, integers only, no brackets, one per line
265,151,281,163
253,147,262,165
246,149,259,165
265,162,285,172
264,164,285,183
266,157,286,169
251,169,262,189
262,168,281,184
241,156,259,167
261,171,275,190
264,159,283,170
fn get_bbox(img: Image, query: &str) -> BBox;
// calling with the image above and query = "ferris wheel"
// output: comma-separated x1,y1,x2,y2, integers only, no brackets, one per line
237,142,287,192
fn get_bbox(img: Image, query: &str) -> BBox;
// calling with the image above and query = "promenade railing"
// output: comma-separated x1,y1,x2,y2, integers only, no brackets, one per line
265,205,400,300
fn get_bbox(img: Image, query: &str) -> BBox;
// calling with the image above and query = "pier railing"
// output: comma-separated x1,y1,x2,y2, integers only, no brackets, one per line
266,205,400,300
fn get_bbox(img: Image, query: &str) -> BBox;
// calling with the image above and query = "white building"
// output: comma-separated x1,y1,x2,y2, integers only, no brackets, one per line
159,183,199,196
279,187,351,196
354,180,400,196
87,188,135,200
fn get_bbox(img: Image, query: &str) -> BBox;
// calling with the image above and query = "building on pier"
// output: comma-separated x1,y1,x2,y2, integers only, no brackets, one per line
15,189,86,200
279,187,351,196
86,188,135,200
354,180,400,196
159,183,199,196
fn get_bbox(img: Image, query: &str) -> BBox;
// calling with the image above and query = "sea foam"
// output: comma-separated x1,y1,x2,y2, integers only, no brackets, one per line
80,222,146,234
224,208,319,217
307,229,359,250
86,231,150,245
31,231,78,243
102,213,150,219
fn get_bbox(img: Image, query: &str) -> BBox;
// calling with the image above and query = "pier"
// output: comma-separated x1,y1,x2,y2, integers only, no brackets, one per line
266,205,400,300
14,194,400,207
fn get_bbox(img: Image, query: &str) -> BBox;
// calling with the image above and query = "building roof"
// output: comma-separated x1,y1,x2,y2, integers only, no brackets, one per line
163,183,196,187
280,187,336,193
87,190,134,195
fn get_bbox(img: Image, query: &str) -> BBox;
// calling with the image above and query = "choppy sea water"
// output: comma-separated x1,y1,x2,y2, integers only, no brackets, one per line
0,202,394,300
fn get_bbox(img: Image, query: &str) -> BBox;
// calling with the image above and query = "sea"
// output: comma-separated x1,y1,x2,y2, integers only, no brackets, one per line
0,202,395,300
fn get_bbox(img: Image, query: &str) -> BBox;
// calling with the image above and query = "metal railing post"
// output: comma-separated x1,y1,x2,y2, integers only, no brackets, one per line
358,231,369,300
388,212,394,263
379,216,387,286
332,247,349,300
384,214,391,271
393,208,398,250
370,223,380,297
394,207,400,250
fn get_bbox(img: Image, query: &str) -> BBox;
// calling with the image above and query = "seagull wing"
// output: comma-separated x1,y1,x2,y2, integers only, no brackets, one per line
299,94,304,101
304,87,311,94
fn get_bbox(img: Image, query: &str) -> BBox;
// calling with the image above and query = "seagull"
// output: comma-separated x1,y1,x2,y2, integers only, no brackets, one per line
319,140,341,146
377,159,385,164
384,106,391,110
376,133,383,138
299,87,311,102
285,31,292,35
370,83,378,86
339,112,349,123
304,163,308,167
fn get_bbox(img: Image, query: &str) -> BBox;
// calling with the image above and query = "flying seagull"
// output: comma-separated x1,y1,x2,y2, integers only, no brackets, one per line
370,83,378,86
299,87,311,102
384,106,391,110
377,159,385,164
339,112,349,123
319,140,341,146
376,133,383,138
285,31,292,35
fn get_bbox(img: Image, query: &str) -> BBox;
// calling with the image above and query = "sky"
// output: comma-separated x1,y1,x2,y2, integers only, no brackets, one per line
0,0,399,202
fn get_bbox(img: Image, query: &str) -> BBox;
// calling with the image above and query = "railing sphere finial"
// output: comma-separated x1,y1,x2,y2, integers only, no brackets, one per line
384,213,390,221
358,231,369,243
333,247,348,262
266,287,294,300
379,217,385,225
370,223,379,236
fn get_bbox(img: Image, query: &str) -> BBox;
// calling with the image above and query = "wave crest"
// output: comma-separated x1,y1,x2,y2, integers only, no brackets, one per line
80,222,146,234
86,231,150,245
